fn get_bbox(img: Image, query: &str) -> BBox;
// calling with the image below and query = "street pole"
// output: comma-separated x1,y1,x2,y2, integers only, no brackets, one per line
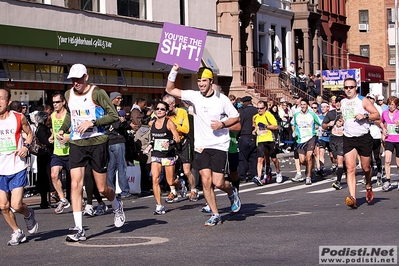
395,0,399,97
319,35,323,98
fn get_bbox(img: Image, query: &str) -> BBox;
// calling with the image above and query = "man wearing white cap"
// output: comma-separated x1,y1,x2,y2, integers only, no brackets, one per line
57,63,125,242
377,95,388,112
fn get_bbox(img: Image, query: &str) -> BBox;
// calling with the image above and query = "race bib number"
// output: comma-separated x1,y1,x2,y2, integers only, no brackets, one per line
0,135,17,153
387,124,399,135
299,127,312,139
154,139,169,151
343,109,355,120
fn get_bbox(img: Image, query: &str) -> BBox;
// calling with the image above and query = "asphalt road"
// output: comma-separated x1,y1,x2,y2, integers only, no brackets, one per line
1,153,399,266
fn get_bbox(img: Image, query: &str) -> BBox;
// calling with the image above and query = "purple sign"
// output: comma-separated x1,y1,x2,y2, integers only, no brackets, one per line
155,22,207,72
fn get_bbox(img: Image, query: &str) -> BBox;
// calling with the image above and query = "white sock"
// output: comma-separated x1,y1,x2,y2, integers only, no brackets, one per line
73,212,83,230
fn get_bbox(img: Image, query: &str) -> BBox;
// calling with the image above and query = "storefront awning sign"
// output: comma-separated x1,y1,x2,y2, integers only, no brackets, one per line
155,22,207,72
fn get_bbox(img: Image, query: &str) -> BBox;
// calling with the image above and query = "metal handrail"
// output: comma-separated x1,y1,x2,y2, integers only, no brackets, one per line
240,66,316,103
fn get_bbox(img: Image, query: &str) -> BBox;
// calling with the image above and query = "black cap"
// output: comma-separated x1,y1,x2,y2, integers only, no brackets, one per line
242,96,252,102
336,95,345,102
293,93,300,99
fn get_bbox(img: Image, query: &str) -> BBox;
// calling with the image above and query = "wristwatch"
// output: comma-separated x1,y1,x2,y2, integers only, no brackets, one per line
91,119,96,126
364,113,369,120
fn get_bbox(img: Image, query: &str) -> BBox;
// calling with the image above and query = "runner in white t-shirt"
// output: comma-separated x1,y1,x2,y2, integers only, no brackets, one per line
165,64,241,226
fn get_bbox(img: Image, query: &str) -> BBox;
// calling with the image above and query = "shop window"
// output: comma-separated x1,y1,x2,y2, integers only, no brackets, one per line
117,0,146,19
38,65,65,83
0,61,8,81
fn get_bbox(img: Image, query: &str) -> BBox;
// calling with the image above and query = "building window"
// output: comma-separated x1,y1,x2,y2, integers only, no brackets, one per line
388,8,395,26
360,45,370,57
117,0,146,19
81,0,100,12
389,45,396,65
359,10,369,24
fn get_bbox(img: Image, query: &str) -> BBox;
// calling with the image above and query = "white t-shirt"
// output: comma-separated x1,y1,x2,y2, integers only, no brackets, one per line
181,90,239,151
341,95,370,137
369,103,382,139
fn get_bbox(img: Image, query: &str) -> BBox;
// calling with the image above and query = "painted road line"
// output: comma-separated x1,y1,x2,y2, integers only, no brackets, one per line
259,179,331,195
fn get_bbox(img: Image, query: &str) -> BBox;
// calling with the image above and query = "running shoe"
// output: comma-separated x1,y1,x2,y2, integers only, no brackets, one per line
376,173,383,186
229,186,241,213
316,169,326,177
165,192,179,203
83,204,95,217
382,180,391,192
345,196,358,209
113,200,125,228
24,208,38,234
361,176,366,185
305,177,312,185
201,204,211,213
50,192,60,203
179,179,187,198
276,172,283,183
189,189,199,202
366,187,374,203
94,202,108,216
291,173,305,182
154,204,166,215
332,181,342,190
7,229,26,246
54,199,70,214
205,214,222,226
252,176,263,186
120,192,132,199
262,175,272,185
66,228,86,242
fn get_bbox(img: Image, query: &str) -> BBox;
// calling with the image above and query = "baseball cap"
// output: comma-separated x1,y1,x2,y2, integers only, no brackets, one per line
21,102,28,107
378,95,384,100
67,63,87,79
293,93,300,99
242,96,252,102
118,110,126,117
366,93,375,100
336,95,345,102
280,98,286,103
290,62,295,64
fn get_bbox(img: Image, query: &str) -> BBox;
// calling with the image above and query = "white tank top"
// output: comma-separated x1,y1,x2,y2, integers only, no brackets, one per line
0,111,27,175
68,85,106,140
341,95,370,137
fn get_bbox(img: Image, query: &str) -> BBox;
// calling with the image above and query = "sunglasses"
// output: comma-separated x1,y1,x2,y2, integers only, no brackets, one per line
344,85,356,90
312,106,318,109
156,107,166,111
53,101,62,104
257,107,265,110
366,97,375,100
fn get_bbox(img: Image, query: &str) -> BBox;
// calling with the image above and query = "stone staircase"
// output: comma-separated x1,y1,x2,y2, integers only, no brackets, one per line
240,66,315,103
